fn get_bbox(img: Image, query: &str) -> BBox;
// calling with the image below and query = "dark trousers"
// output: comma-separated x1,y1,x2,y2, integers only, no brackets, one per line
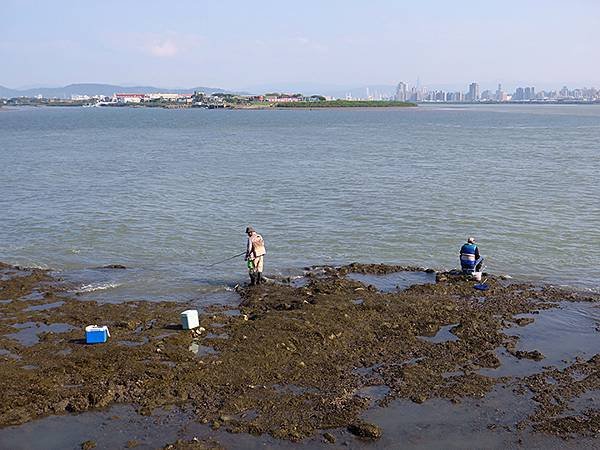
461,257,484,273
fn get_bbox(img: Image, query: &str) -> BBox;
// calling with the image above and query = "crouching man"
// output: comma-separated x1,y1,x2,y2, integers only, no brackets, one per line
460,236,484,274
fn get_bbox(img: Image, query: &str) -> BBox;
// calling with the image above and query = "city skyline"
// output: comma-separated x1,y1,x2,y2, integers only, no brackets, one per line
3,79,600,104
391,81,600,103
3,0,600,90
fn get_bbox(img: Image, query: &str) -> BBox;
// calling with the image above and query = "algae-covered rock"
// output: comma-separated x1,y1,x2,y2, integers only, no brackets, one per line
323,432,336,443
81,440,96,450
347,421,382,439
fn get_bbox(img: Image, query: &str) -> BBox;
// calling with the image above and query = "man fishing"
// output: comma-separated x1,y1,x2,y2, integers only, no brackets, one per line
245,226,266,286
460,237,484,274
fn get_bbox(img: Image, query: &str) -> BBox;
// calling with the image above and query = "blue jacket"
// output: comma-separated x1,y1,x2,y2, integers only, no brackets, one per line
460,243,480,268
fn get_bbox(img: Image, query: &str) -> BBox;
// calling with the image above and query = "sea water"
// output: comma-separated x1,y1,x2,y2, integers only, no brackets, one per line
1,104,599,302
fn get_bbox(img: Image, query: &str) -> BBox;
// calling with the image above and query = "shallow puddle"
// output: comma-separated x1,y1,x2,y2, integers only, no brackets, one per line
0,270,32,281
5,322,76,346
290,276,309,288
359,385,594,449
206,332,229,339
0,405,186,450
0,389,594,450
418,324,460,344
189,342,218,356
24,301,65,312
0,348,21,360
562,389,600,417
478,301,600,378
18,290,45,301
355,385,391,407
347,271,436,293
118,339,148,347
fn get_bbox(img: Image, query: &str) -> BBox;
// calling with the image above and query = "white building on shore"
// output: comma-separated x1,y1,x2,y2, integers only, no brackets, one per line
114,93,145,103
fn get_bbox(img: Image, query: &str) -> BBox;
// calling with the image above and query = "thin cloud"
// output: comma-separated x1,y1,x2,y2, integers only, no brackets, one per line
147,38,179,57
110,32,204,58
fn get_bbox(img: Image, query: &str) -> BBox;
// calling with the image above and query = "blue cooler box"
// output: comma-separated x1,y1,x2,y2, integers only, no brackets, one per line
85,325,110,344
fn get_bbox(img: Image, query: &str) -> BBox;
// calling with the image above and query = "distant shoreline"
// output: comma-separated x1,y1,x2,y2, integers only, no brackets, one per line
3,102,600,112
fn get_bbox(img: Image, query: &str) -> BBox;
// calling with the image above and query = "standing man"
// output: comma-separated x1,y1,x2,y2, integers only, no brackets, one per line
460,237,484,274
245,226,266,286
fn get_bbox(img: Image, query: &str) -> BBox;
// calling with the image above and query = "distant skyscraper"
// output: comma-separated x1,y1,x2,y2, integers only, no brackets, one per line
395,82,408,101
481,90,492,100
496,84,504,102
467,82,480,102
515,87,525,101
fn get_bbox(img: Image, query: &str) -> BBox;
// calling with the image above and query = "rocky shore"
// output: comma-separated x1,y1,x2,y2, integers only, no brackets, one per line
0,261,598,448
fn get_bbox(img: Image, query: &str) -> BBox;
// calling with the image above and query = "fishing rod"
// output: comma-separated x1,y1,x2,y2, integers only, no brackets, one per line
206,251,246,268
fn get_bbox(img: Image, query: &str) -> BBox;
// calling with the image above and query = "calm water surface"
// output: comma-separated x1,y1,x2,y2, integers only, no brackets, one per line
1,104,599,301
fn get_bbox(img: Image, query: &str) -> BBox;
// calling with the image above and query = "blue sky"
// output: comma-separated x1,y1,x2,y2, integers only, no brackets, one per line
2,0,599,91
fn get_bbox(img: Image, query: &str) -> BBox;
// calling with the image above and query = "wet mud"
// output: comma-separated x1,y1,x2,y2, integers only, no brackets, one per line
0,261,598,447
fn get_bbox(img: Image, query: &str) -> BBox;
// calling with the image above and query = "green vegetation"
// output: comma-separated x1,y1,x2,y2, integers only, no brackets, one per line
275,100,417,108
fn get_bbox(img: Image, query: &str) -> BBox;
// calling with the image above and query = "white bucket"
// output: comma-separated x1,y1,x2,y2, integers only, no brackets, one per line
473,272,482,281
180,309,200,330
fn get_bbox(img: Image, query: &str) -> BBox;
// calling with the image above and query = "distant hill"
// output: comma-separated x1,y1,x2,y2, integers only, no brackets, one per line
0,83,243,99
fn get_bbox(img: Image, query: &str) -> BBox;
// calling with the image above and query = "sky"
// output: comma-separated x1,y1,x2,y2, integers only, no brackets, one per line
2,0,600,91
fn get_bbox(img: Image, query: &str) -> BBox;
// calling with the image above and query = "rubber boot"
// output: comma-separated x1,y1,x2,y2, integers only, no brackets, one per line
256,272,263,285
249,272,256,286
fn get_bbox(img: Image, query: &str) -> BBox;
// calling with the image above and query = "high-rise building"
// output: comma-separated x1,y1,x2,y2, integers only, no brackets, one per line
450,92,464,102
515,87,525,101
395,82,408,102
496,84,504,102
467,82,480,102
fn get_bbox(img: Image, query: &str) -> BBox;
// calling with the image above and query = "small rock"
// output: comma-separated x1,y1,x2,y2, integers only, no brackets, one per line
410,394,427,404
81,441,96,450
347,421,382,440
513,350,544,361
323,432,336,443
101,264,127,269
514,317,534,327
